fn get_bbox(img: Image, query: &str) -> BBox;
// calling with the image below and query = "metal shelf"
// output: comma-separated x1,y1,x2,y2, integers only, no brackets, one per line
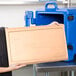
34,61,76,76
0,1,68,5
36,61,76,72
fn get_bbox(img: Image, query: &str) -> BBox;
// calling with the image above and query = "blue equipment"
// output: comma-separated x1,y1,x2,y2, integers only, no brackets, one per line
25,2,76,61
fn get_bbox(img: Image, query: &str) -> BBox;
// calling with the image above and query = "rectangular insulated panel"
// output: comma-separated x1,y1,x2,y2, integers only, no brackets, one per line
5,23,68,65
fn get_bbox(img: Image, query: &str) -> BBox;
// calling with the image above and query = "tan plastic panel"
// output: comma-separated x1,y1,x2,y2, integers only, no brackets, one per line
5,23,68,65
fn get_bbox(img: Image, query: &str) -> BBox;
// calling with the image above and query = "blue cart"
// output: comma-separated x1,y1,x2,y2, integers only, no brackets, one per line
25,2,76,61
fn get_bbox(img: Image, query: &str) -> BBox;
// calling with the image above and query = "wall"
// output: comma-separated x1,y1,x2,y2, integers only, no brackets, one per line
0,4,44,27
0,3,65,28
72,0,76,3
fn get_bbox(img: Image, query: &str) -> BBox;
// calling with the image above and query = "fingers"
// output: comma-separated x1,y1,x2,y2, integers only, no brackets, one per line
17,64,27,67
10,63,27,67
9,63,27,70
49,21,59,26
16,64,27,69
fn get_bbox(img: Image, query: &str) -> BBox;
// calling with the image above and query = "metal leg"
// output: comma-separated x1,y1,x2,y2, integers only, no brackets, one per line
33,64,50,76
61,71,68,76
33,64,37,76
61,71,75,76
45,72,49,76
71,71,75,76
61,71,70,76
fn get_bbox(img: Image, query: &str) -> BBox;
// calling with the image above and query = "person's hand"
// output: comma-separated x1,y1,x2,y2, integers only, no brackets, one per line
49,21,59,26
9,64,27,71
0,64,27,73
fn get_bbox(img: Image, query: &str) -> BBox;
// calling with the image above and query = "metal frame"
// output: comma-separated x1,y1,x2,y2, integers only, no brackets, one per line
33,61,76,76
68,0,72,7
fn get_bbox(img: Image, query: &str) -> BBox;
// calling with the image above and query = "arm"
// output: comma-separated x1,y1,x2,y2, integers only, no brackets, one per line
0,64,27,73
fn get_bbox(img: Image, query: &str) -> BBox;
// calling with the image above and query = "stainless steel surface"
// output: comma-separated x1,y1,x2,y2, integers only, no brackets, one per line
36,61,76,72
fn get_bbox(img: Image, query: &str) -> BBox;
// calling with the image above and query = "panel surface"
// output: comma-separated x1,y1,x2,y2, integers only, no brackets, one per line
5,23,68,65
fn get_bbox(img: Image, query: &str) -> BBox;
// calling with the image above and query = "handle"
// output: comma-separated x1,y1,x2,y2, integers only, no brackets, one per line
25,11,33,27
45,2,58,11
